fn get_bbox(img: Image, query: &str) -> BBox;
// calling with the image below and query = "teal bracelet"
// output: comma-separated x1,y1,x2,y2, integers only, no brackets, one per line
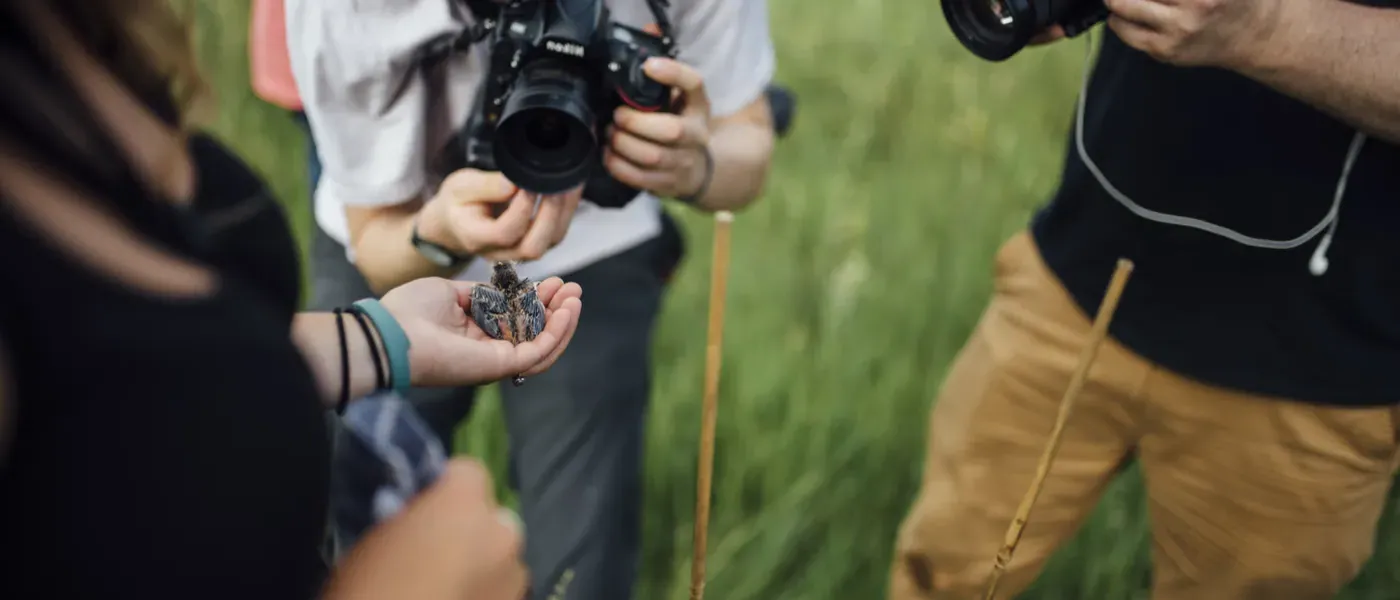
352,298,413,395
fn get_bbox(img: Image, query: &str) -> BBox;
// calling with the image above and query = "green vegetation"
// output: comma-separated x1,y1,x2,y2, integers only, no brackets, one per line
192,2,1400,598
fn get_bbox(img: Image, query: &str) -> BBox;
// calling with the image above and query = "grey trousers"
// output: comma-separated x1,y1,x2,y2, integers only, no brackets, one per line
306,216,679,600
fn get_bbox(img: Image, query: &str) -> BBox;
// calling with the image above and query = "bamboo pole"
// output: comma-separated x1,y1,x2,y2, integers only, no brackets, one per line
690,211,735,600
982,258,1135,600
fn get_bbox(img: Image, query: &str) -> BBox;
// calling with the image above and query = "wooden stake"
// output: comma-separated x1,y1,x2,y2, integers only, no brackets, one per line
982,258,1135,600
691,211,734,600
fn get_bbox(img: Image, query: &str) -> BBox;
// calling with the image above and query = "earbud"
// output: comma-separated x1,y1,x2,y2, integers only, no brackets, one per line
1309,252,1329,276
1309,230,1333,276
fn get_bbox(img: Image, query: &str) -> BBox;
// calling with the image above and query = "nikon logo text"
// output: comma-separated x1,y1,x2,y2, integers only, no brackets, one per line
546,41,585,57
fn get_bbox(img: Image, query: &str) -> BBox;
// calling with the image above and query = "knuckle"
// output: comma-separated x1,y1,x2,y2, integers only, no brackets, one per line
648,148,667,167
665,122,685,143
444,168,488,191
488,232,518,250
482,228,510,247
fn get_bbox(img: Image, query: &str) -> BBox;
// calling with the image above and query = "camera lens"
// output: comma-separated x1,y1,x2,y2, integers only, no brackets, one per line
983,0,1015,26
495,58,599,194
942,0,1037,61
945,0,1110,61
524,114,570,150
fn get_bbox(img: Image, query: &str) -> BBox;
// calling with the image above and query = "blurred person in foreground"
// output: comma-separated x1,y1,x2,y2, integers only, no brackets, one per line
889,2,1400,599
286,0,777,596
0,1,584,599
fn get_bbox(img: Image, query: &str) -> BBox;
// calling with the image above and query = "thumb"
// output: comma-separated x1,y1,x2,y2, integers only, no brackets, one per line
641,58,710,119
440,170,519,205
643,22,662,36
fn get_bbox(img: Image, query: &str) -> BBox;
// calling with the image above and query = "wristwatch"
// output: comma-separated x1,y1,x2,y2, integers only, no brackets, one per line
410,218,472,268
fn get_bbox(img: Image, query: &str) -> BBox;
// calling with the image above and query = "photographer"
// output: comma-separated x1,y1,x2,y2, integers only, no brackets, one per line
890,2,1400,600
286,0,777,597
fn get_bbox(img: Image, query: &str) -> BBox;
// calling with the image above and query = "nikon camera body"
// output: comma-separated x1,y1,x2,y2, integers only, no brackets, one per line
448,0,678,208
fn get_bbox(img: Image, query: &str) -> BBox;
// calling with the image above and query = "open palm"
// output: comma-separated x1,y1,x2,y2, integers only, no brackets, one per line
380,276,583,388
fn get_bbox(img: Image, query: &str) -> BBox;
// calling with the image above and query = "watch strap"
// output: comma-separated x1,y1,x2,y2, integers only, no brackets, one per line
411,218,472,267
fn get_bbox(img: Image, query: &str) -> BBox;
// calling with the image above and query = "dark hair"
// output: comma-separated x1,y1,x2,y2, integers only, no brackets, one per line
0,1,207,209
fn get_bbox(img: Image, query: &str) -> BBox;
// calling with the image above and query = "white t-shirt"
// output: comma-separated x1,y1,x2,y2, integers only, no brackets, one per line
286,0,775,282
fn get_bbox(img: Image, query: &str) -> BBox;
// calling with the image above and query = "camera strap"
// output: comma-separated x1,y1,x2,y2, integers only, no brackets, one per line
420,0,679,64
644,0,678,52
413,0,500,68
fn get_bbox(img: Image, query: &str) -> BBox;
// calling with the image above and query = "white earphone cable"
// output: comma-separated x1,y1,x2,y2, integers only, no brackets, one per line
1072,30,1367,276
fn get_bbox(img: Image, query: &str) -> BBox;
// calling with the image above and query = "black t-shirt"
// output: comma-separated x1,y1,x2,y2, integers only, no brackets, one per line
0,13,330,596
0,134,331,598
1031,25,1400,406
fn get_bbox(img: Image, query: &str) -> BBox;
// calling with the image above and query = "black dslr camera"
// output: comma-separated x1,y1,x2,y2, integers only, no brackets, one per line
942,0,1108,61
452,0,679,207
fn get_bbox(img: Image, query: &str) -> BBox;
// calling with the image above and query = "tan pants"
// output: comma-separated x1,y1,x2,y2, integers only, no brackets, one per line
889,232,1400,600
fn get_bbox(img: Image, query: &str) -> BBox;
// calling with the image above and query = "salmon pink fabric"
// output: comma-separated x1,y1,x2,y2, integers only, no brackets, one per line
249,0,302,111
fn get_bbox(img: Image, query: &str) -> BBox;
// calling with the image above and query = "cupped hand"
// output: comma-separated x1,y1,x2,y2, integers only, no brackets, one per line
603,56,713,200
379,275,583,388
323,459,528,600
419,169,582,262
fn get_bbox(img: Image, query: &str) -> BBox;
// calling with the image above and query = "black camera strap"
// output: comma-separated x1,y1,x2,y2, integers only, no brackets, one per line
418,0,678,66
644,0,678,52
412,0,500,68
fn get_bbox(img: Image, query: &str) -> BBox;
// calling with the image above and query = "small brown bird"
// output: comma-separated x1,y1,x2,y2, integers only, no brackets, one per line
469,261,547,386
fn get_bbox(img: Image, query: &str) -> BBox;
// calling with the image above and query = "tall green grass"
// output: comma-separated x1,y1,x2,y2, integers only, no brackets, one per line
193,2,1400,598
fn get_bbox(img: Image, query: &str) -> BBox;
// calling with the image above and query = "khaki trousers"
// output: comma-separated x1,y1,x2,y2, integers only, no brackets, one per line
889,232,1400,600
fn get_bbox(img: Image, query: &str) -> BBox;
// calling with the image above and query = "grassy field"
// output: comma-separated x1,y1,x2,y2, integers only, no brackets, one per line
193,2,1400,598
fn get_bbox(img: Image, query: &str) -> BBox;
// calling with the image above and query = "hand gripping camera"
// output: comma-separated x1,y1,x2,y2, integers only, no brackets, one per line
452,0,679,207
942,0,1109,61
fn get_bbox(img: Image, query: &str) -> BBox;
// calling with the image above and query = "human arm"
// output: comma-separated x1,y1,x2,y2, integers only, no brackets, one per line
339,174,562,296
291,276,583,409
603,0,778,212
1102,0,1400,143
697,96,776,211
1233,2,1400,144
291,311,390,407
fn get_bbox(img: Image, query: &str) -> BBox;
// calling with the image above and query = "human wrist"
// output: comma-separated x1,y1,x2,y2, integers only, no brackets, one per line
414,197,462,254
345,308,391,392
677,145,715,205
349,299,414,395
1227,1,1311,76
314,310,387,413
411,198,474,269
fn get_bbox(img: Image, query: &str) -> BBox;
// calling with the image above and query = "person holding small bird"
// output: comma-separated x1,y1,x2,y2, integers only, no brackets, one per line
286,1,780,598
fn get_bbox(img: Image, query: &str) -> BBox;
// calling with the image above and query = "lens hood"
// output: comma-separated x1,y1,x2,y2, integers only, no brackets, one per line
941,0,1039,62
495,60,599,194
